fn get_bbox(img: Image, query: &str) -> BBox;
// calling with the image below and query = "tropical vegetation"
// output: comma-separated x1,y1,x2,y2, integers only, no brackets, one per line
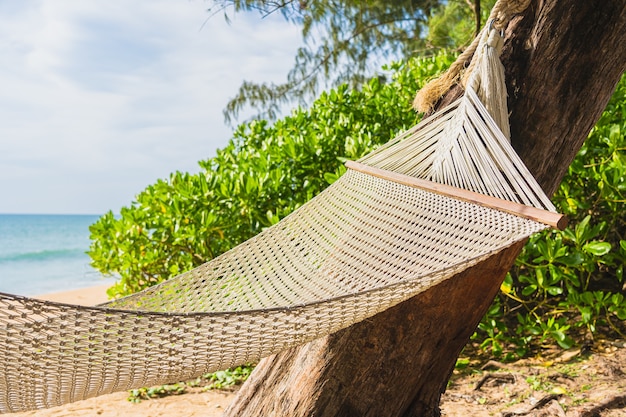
88,1,625,358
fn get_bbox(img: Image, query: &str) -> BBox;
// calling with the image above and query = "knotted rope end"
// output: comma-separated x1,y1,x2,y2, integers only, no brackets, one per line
412,72,462,113
412,0,530,114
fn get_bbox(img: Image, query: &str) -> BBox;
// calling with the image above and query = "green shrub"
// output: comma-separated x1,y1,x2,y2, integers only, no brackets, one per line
89,54,625,358
474,74,626,358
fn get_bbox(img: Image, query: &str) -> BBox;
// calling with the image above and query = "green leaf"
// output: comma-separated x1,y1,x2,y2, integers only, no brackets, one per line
574,215,592,244
522,285,538,296
500,274,513,295
583,241,612,256
536,268,545,288
556,335,575,350
547,286,563,296
559,252,584,266
455,358,470,369
324,172,339,184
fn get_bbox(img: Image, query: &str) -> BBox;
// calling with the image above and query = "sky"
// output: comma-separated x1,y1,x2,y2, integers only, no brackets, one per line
0,1,302,215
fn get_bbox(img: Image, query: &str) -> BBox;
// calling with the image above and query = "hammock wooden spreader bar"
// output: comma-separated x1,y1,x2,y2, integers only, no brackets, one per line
346,161,567,230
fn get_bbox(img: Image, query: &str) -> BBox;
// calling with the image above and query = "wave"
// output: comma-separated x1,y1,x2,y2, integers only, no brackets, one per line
0,249,87,264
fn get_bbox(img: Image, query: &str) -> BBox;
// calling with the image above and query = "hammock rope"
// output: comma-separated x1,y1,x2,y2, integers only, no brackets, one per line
0,1,564,412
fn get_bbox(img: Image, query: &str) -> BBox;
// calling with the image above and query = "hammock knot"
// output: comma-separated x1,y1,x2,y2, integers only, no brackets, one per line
413,0,531,114
492,0,532,22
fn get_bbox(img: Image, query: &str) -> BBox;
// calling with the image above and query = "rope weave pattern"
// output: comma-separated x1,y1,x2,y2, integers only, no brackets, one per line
0,170,546,412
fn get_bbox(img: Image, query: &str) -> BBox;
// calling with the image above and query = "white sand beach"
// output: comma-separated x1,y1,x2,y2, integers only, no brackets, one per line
34,284,111,306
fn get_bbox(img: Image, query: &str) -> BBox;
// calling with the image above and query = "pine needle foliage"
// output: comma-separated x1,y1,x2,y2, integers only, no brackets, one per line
209,0,443,123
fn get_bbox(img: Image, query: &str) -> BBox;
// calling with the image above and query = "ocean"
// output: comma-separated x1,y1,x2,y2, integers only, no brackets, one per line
0,214,114,296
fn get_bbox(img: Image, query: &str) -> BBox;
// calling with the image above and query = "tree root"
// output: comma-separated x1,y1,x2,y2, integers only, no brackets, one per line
577,395,626,417
500,394,563,416
474,373,516,390
481,360,508,371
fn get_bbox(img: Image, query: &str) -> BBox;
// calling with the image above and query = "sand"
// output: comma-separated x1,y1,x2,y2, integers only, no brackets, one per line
9,284,237,417
34,284,112,306
10,390,235,417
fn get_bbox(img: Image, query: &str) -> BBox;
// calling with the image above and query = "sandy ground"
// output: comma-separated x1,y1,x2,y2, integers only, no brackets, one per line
10,390,235,417
34,284,112,305
7,285,625,417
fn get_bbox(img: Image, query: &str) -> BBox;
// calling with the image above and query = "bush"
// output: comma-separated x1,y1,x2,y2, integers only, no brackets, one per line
475,74,626,358
89,55,625,358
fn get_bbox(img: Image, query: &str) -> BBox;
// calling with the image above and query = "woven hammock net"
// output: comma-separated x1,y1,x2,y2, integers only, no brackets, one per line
0,20,561,413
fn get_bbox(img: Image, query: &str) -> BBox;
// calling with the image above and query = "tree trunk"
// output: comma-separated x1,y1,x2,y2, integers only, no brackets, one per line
224,1,626,416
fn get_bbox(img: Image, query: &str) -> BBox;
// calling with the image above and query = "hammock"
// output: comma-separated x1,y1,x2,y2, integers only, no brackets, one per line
0,12,564,414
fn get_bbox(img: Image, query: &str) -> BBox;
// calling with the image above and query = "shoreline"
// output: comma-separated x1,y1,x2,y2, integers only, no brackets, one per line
34,283,112,306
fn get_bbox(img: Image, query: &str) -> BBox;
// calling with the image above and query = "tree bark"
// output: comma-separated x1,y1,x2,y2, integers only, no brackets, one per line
224,1,626,416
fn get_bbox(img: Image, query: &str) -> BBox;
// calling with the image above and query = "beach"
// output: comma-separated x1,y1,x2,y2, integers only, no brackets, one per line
34,284,112,306
10,388,235,417
9,284,237,417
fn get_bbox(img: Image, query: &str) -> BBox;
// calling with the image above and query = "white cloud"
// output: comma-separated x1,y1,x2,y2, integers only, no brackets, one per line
0,0,302,214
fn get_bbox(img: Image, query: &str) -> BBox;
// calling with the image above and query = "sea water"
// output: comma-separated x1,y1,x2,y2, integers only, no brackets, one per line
0,214,114,296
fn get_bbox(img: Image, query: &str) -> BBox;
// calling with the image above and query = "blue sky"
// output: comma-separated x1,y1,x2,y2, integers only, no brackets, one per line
0,1,301,214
